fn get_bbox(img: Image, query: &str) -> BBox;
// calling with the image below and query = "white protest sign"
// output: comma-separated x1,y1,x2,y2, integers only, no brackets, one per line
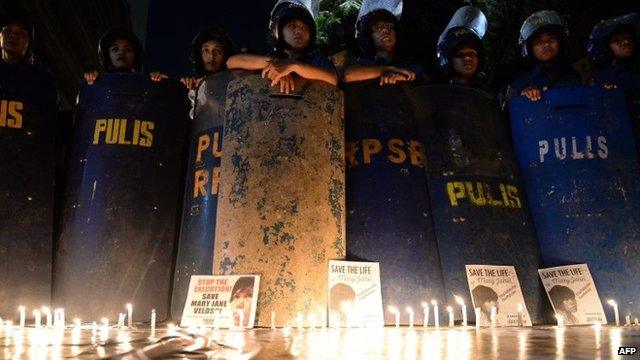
328,260,383,327
466,265,532,327
538,264,606,325
181,275,260,328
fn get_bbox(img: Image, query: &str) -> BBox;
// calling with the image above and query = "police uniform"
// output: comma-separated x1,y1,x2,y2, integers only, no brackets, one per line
505,10,581,103
350,0,424,83
587,13,640,92
508,63,581,98
591,62,640,92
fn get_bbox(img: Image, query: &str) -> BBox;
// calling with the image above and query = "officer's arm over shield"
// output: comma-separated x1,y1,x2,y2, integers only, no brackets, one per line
343,0,423,86
226,0,337,92
506,10,581,103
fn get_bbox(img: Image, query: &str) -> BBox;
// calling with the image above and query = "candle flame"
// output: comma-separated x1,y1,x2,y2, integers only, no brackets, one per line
607,299,617,306
431,300,437,306
421,302,429,308
405,307,413,314
32,310,40,316
446,306,453,313
126,303,133,310
387,306,398,314
18,306,25,312
454,295,464,306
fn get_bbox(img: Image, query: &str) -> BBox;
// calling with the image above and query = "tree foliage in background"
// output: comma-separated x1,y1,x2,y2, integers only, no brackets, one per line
316,0,361,53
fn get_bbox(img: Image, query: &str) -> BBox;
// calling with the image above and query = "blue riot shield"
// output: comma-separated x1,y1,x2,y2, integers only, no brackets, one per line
0,63,57,315
170,70,244,320
344,81,446,324
413,85,547,324
510,86,640,317
54,73,188,321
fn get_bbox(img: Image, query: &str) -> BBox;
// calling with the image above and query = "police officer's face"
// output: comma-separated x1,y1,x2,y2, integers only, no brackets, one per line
109,39,135,70
452,45,479,78
0,23,30,62
201,40,225,73
282,19,310,51
371,21,396,52
609,33,634,60
532,32,560,63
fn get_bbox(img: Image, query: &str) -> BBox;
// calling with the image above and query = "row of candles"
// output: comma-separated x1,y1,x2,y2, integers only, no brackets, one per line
386,296,507,329
2,304,157,333
1,298,637,332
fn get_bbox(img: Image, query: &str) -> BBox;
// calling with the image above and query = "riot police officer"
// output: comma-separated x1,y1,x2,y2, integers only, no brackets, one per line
0,16,34,65
436,6,488,90
506,10,581,103
587,13,640,92
180,26,234,90
84,27,167,85
226,0,337,94
342,0,421,85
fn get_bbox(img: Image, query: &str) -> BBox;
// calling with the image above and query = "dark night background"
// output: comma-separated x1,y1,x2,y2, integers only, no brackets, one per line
1,0,637,108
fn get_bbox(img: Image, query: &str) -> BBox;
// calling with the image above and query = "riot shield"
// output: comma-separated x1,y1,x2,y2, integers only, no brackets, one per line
54,73,188,321
214,74,345,327
344,81,446,325
170,70,244,320
412,85,546,324
510,86,640,317
0,63,57,315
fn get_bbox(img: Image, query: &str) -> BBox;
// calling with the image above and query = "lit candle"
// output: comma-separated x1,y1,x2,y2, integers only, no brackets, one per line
490,306,497,328
431,300,439,328
296,312,304,331
625,315,631,327
555,314,564,327
475,307,481,329
307,313,316,329
607,300,619,326
126,303,133,328
101,318,109,333
18,306,25,328
447,306,454,327
42,307,52,328
74,318,81,329
454,295,467,327
320,308,326,329
117,313,125,328
33,310,41,328
388,306,399,327
517,303,523,327
237,309,244,329
150,309,156,333
270,311,276,330
405,307,414,328
421,302,429,327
